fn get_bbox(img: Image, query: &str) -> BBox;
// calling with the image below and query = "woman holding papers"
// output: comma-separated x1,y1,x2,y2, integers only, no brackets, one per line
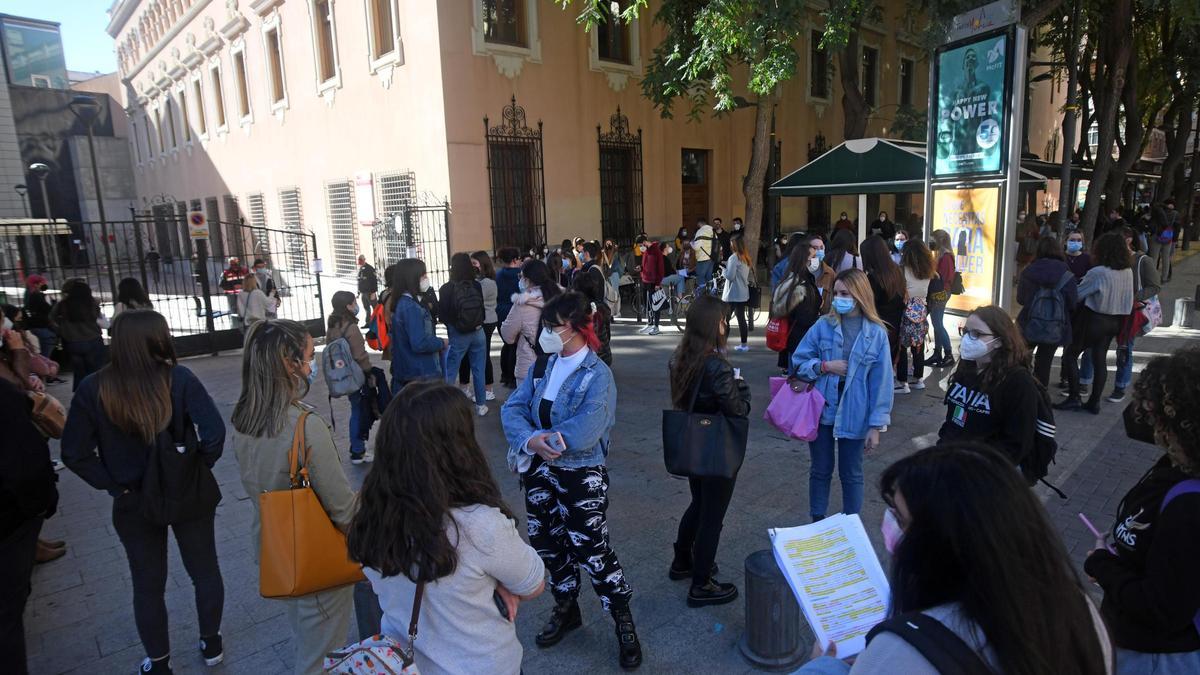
789,269,894,522
668,295,751,607
500,292,642,670
799,442,1111,675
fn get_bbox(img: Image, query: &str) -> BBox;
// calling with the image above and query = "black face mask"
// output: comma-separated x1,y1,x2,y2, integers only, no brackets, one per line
1123,401,1156,445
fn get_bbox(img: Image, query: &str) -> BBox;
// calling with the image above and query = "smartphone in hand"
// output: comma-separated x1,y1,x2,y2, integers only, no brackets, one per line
548,432,566,453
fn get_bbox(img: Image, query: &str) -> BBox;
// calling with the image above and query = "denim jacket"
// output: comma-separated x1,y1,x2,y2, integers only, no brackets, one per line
390,294,443,385
790,315,893,439
500,349,616,472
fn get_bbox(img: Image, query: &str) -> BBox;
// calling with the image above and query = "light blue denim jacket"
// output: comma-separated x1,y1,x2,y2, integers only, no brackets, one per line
790,315,893,439
500,349,616,472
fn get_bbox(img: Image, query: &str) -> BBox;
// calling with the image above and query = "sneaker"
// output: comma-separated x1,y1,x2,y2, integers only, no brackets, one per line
1054,397,1083,412
1106,388,1126,403
1057,380,1069,390
51,459,66,472
733,344,749,352
637,325,652,335
894,382,910,394
199,634,223,667
485,390,496,401
476,405,489,417
648,326,661,336
140,657,173,674
908,380,926,390
1079,385,1090,397
938,356,956,369
350,453,374,465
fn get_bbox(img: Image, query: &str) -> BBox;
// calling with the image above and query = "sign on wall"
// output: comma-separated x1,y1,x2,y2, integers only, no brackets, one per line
932,186,1001,312
933,31,1010,177
355,172,376,226
187,211,209,240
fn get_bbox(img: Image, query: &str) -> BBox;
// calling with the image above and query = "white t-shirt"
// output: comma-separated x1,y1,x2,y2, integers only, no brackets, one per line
904,268,930,300
542,347,588,402
364,505,545,675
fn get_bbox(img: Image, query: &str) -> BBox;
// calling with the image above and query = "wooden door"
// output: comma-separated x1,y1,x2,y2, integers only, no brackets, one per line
681,149,709,231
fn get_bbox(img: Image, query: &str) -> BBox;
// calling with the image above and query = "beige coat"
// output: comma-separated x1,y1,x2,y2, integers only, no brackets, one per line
499,290,545,381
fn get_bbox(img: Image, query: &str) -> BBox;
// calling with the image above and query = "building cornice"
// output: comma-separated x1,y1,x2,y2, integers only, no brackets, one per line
106,0,137,38
119,0,213,83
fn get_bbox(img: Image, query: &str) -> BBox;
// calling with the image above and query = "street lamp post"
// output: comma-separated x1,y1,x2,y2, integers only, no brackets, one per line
14,184,29,217
69,94,118,301
29,163,52,222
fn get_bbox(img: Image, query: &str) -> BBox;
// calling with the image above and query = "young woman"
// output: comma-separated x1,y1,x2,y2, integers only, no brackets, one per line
50,279,107,391
326,290,374,464
231,319,356,675
496,248,523,388
571,268,613,365
1017,236,1079,387
927,230,956,368
1109,226,1161,402
349,382,545,675
789,269,894,522
890,230,908,265
859,236,905,386
870,211,896,241
896,239,934,391
389,258,447,394
500,292,641,670
439,253,489,416
808,234,836,309
771,242,826,373
113,277,152,315
638,238,665,336
668,296,751,606
771,234,807,290
826,228,862,274
1086,348,1200,672
458,251,498,403
938,306,1043,474
21,274,56,358
721,236,753,352
1064,229,1092,281
1057,232,1134,414
61,310,226,675
500,259,561,384
237,274,270,326
800,442,1111,675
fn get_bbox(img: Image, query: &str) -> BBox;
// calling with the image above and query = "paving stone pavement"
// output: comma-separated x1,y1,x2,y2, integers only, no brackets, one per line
25,249,1200,674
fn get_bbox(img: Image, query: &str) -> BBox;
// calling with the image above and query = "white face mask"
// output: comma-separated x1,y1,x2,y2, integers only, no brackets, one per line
807,258,821,274
518,278,528,292
538,326,568,354
1,317,12,331
419,277,431,293
959,333,997,361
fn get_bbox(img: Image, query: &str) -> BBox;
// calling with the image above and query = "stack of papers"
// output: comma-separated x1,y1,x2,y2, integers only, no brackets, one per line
769,514,891,657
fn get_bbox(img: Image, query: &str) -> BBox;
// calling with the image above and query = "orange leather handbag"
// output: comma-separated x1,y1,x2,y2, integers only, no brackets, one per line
259,411,364,598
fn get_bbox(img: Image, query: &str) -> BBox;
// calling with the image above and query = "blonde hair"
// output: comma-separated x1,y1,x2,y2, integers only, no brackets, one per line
828,268,888,328
242,274,259,292
231,319,310,438
732,236,752,266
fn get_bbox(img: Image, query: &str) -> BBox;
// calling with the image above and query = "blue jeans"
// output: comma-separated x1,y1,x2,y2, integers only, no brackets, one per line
929,302,951,361
348,391,366,456
662,274,687,298
1078,348,1094,385
807,424,866,520
695,259,714,295
1115,647,1200,675
30,328,57,357
445,327,486,404
1115,335,1135,391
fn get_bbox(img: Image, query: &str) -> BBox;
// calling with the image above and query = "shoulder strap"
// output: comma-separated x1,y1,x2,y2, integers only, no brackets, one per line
1160,478,1200,514
532,353,551,380
1054,270,1074,292
288,410,311,488
866,613,992,675
686,358,711,412
408,581,425,651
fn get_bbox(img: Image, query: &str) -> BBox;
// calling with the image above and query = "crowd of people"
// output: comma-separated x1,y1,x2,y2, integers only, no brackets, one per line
2,211,1198,675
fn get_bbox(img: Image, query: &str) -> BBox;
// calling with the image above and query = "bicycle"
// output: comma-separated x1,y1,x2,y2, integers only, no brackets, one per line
670,268,725,332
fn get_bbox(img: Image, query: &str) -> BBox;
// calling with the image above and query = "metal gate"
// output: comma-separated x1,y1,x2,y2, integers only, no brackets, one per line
371,197,452,290
598,106,644,246
0,215,325,358
485,96,547,252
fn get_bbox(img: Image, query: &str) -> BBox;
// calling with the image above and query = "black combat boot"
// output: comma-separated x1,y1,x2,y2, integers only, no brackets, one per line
534,598,582,648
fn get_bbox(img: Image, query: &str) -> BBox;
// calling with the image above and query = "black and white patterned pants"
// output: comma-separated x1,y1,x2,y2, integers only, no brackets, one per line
524,456,633,611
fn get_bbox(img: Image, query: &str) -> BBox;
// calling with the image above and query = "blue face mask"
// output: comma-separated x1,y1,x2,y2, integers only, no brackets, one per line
561,258,571,270
307,357,318,385
832,297,856,315
1066,240,1083,253
894,239,906,251
518,278,528,292
815,249,826,262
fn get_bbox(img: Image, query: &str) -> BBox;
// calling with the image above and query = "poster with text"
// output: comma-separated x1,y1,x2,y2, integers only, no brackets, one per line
934,186,1001,312
934,32,1009,176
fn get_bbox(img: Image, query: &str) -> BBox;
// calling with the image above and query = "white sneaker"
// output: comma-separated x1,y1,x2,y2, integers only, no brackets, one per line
734,344,749,352
485,390,496,401
648,326,661,335
460,385,473,398
894,382,910,394
351,453,374,465
908,380,926,390
476,405,489,417
636,325,651,334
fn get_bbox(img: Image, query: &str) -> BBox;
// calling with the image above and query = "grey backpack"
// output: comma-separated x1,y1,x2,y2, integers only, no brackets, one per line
1023,271,1073,345
323,337,366,398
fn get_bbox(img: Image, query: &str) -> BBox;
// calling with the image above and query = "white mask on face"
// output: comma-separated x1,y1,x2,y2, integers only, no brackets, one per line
959,333,997,361
419,277,431,293
538,326,567,354
807,258,821,274
1,317,12,331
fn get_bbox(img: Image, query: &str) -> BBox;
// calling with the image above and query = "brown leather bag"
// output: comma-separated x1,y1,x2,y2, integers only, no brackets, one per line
258,410,364,598
28,391,67,439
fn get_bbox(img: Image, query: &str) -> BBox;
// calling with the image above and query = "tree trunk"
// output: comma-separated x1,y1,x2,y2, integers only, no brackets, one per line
1177,125,1200,244
1159,101,1192,198
1081,0,1133,242
836,28,869,140
742,94,777,269
1103,52,1144,210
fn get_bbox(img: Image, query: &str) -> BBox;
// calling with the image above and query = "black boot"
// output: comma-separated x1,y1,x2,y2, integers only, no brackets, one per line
687,578,739,607
611,606,643,670
668,543,718,581
535,599,582,648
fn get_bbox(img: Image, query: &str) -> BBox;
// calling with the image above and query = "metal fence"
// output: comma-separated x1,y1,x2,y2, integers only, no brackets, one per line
0,215,325,357
371,197,452,290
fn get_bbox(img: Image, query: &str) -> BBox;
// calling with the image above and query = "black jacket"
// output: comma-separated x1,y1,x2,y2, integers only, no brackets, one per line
0,380,58,539
357,263,378,294
1084,455,1200,653
22,290,53,330
675,354,751,418
938,362,1039,468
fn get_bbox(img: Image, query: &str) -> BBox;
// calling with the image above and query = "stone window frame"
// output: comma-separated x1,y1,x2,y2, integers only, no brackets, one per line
306,0,343,102
470,0,542,80
363,0,404,87
259,11,290,119
229,39,255,130
208,57,231,136
587,5,641,93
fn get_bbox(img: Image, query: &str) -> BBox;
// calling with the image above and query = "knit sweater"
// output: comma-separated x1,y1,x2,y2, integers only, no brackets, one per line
1076,266,1134,316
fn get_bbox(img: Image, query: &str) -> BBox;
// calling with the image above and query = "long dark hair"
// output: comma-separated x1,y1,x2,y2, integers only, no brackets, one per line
449,252,475,282
900,238,935,280
669,295,729,409
827,228,858,271
99,310,176,444
521,259,561,300
881,442,1108,675
861,236,905,299
61,278,98,323
956,305,1031,389
117,277,151,308
394,258,427,297
347,381,513,581
471,250,496,278
327,290,357,331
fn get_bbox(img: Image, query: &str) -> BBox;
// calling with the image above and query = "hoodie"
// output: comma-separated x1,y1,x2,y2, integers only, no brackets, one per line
1016,257,1079,345
500,289,546,381
640,242,665,285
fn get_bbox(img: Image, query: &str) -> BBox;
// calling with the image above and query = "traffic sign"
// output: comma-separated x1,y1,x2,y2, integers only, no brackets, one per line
188,211,209,240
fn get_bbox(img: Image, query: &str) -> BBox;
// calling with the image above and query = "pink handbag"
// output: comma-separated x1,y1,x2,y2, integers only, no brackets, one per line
764,382,826,441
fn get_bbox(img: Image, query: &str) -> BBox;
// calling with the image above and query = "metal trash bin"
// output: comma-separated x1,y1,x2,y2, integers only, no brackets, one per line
738,549,807,670
1174,297,1194,328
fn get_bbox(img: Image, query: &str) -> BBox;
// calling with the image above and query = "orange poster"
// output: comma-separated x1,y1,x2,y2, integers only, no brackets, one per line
933,186,1000,312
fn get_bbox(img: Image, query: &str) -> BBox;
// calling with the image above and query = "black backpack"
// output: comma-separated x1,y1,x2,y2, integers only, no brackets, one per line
1023,378,1067,498
1022,271,1073,345
451,280,485,333
140,376,222,525
867,613,992,674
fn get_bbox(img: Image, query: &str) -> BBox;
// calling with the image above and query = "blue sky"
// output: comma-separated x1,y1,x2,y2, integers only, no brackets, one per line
4,0,117,74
